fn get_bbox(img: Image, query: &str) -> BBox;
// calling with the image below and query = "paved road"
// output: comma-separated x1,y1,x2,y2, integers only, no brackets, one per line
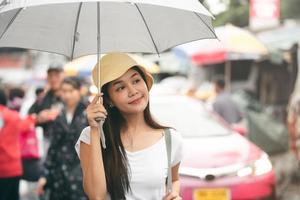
272,151,300,200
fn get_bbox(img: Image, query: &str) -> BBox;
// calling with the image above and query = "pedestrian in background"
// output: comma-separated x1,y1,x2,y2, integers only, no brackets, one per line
37,77,88,200
212,76,242,125
287,96,300,160
7,87,42,200
29,63,65,141
0,88,33,200
28,88,45,115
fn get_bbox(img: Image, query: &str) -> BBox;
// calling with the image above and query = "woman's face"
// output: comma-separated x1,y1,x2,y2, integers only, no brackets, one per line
61,83,81,108
107,68,149,115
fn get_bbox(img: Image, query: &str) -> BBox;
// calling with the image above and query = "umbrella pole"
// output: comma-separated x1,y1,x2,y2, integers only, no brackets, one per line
97,2,106,149
225,60,231,91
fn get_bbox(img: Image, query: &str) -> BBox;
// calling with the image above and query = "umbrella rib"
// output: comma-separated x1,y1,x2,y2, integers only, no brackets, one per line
134,3,160,55
70,2,83,60
194,12,219,41
0,8,22,41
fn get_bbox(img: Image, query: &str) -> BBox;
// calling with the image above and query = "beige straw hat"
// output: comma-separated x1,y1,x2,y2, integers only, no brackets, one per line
92,52,154,90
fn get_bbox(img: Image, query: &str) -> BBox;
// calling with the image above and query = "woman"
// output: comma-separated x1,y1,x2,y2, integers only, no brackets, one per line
0,88,33,200
38,77,88,200
75,53,183,200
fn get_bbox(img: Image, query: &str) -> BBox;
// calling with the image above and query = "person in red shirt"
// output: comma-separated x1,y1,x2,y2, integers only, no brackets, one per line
0,88,33,200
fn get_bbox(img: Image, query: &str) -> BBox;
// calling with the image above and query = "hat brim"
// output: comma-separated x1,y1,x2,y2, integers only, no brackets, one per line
92,64,153,90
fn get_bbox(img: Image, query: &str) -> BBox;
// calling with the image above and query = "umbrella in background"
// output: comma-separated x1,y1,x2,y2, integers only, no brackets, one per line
130,54,160,73
173,24,268,89
64,55,97,77
0,0,216,153
64,54,160,77
257,23,300,64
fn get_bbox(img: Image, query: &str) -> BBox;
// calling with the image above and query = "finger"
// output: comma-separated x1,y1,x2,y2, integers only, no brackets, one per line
88,111,106,118
91,113,107,121
164,192,174,200
168,193,177,200
89,104,106,111
95,117,105,123
87,107,104,115
93,112,107,118
171,196,178,200
91,93,103,104
89,107,107,116
88,101,106,110
171,196,179,200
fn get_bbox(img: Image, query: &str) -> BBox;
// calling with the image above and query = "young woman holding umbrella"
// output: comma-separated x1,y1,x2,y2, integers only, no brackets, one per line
75,53,183,200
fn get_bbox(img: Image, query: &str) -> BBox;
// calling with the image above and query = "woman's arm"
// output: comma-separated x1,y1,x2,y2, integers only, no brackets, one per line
80,94,108,200
163,163,182,200
80,128,107,200
171,163,181,194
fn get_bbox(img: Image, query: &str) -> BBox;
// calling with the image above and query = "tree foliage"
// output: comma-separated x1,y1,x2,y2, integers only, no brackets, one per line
280,0,300,20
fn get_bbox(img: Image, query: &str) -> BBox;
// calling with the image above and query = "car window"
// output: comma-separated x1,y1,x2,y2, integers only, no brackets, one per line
150,95,231,137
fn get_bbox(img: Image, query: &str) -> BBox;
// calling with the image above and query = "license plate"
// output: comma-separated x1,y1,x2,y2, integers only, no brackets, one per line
193,188,231,200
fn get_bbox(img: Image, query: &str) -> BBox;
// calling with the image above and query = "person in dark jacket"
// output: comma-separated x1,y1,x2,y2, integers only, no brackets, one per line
29,63,65,140
37,77,88,200
28,88,45,115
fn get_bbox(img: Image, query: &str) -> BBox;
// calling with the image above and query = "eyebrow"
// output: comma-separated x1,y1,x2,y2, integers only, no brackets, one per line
112,72,139,86
131,72,139,78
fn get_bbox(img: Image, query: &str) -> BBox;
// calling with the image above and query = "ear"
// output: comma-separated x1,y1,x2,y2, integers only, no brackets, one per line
109,103,115,108
104,96,114,107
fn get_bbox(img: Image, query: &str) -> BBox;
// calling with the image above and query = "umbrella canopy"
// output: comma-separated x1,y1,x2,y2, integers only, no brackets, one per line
0,0,216,59
173,24,268,65
0,0,216,151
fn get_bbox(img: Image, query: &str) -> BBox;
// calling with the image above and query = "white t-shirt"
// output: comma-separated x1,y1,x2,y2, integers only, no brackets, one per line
75,126,183,200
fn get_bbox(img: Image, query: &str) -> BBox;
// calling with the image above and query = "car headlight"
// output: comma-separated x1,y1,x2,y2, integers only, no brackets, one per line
237,153,273,177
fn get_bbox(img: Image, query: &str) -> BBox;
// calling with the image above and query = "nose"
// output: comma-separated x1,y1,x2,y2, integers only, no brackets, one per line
128,84,138,97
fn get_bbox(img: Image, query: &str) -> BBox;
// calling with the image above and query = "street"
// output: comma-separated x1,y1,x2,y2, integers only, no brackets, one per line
271,151,300,199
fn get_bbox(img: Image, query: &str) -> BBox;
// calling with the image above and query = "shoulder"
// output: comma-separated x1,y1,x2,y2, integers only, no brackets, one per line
167,128,183,166
2,107,20,122
41,91,52,102
169,128,182,145
79,126,91,143
74,126,92,158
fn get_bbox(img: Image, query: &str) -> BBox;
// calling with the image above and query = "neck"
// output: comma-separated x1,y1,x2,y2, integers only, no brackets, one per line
122,112,149,136
66,103,77,114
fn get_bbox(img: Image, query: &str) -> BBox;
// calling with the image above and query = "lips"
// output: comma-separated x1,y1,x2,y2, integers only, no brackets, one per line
129,96,143,104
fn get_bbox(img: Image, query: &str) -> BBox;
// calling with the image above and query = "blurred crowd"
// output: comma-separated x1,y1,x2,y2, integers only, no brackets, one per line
1,58,300,200
0,63,91,200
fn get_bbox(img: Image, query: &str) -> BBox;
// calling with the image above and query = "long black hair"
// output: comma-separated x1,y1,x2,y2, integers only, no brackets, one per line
101,66,168,199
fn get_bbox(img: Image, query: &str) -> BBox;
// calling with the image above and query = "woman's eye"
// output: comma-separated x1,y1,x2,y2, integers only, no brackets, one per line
133,79,141,84
116,86,125,92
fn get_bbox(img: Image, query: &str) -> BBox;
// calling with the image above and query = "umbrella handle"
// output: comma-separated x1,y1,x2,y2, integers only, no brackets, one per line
95,117,106,149
99,120,106,149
